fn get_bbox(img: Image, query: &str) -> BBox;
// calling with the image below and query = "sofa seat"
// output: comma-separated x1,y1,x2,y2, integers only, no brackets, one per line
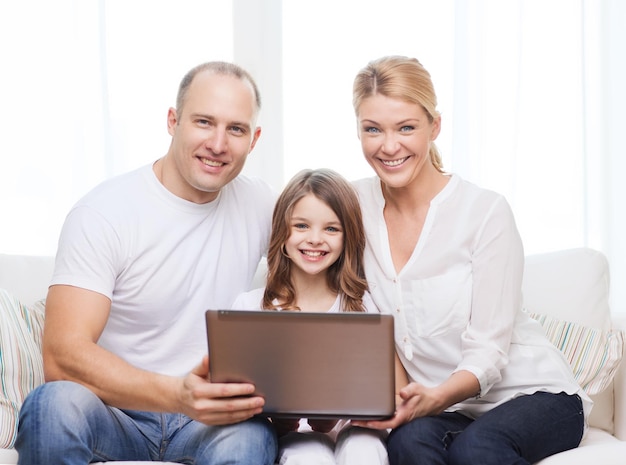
1,248,625,464
536,428,626,464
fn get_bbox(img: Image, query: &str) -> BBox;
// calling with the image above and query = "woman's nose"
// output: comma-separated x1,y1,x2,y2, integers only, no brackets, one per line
380,133,400,155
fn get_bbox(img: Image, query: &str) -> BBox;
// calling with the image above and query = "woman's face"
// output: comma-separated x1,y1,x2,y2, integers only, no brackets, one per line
357,94,440,189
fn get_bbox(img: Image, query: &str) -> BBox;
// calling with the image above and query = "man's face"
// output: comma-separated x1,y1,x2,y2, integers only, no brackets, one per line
164,71,261,203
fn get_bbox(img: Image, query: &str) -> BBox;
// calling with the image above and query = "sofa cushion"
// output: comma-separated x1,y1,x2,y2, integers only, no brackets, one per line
529,312,625,395
0,290,45,448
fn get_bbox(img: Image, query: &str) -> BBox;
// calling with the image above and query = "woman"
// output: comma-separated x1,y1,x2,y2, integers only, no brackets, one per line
350,55,590,465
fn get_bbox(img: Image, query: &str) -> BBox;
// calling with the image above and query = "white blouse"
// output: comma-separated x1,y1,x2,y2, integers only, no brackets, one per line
353,174,591,419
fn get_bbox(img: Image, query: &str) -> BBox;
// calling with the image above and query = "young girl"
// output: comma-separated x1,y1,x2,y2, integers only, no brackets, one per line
232,168,407,465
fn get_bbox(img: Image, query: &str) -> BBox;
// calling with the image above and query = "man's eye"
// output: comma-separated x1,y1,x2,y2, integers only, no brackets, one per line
230,126,245,135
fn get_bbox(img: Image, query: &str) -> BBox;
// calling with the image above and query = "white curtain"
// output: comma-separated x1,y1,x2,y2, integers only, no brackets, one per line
281,0,626,315
1,0,624,314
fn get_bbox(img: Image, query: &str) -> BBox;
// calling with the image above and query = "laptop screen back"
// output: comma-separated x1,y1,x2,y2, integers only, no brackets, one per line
205,309,395,420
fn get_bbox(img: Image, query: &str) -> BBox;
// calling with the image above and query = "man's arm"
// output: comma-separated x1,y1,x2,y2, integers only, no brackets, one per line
43,284,265,425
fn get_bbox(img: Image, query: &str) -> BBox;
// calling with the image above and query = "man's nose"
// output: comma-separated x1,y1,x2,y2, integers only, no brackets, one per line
206,129,227,154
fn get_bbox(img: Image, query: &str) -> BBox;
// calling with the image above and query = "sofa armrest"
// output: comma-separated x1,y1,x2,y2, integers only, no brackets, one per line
613,314,626,440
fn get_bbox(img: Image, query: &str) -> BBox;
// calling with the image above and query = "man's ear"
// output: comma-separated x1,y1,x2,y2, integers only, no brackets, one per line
167,107,178,136
248,126,262,152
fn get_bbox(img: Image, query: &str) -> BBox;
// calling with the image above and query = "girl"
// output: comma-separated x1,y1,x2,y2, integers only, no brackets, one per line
233,168,407,465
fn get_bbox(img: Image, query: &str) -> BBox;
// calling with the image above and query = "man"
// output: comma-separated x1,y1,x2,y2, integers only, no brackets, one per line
16,62,278,464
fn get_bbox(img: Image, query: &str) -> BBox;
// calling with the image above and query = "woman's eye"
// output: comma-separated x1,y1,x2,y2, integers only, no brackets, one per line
400,125,414,132
364,126,380,134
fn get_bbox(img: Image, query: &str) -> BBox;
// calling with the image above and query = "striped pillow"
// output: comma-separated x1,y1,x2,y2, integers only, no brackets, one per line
530,312,625,395
0,289,45,448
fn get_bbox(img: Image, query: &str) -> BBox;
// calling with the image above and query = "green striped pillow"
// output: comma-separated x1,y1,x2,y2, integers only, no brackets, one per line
530,312,625,396
0,289,45,448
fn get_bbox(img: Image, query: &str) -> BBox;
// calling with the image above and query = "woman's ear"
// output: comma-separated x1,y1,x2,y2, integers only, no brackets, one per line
431,115,442,141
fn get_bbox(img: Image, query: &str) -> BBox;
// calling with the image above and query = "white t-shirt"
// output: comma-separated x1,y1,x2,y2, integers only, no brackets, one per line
232,286,381,438
353,174,591,419
232,287,379,314
51,164,275,376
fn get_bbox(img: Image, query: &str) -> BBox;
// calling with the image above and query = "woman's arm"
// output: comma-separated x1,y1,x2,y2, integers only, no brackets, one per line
394,351,409,405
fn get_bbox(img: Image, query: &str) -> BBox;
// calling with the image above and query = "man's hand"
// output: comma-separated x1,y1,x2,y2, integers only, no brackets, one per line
177,356,265,425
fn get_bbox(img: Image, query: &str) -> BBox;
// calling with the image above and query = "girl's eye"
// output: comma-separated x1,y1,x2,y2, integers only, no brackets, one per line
293,223,308,230
326,226,340,233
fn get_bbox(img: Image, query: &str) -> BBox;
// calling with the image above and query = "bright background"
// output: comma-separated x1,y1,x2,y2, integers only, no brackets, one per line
1,0,625,314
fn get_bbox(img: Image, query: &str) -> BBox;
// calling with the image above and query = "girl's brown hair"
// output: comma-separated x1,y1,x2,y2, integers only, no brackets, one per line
353,55,444,173
263,169,368,312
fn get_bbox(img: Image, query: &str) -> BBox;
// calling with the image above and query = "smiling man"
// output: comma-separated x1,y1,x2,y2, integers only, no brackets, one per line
16,62,278,465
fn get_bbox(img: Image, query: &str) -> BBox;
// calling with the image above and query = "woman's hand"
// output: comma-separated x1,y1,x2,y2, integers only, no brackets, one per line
352,381,447,430
353,370,480,430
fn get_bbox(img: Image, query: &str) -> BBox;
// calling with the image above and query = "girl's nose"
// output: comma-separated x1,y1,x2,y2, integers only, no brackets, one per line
306,230,322,245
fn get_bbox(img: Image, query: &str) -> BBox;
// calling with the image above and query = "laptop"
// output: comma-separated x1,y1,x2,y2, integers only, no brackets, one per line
205,309,395,420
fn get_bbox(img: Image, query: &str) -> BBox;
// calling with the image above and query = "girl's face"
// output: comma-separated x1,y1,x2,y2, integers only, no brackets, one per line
357,94,441,189
285,193,344,277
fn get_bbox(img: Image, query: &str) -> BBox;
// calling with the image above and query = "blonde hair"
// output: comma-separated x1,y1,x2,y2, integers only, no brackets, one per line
263,169,368,312
353,56,444,173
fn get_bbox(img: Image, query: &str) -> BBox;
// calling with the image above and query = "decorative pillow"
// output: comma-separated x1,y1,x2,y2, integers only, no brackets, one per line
529,312,625,395
0,289,45,448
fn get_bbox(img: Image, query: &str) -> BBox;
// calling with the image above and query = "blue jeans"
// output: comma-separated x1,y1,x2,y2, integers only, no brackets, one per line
16,381,277,465
387,391,584,465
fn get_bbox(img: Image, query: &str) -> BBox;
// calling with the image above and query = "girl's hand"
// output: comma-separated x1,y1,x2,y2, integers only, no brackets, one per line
308,419,338,433
271,417,300,437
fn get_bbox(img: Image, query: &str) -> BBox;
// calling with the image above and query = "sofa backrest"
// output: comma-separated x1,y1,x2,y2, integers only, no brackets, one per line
523,248,612,330
522,247,615,433
0,254,54,306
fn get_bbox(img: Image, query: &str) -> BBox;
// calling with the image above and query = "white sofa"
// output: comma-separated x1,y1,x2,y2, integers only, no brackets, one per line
1,248,625,464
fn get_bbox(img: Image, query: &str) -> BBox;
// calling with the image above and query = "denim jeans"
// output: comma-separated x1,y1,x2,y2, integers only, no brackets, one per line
387,391,584,465
16,381,278,465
